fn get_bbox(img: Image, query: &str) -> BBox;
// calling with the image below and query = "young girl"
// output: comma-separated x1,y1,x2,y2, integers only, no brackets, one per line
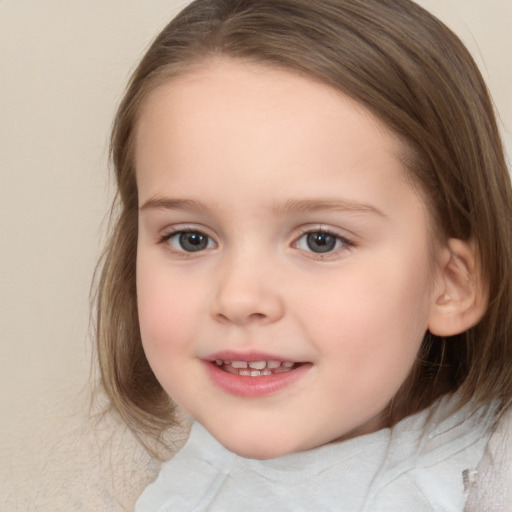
95,0,512,509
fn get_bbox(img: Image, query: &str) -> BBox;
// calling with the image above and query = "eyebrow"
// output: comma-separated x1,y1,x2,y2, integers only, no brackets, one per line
270,198,387,218
139,196,386,218
139,197,211,213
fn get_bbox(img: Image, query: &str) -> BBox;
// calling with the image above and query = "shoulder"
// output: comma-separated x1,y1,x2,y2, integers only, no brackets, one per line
464,405,512,511
135,422,230,512
367,396,499,511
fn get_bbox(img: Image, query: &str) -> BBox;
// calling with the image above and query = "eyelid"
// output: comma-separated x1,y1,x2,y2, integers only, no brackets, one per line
154,223,356,259
168,231,216,251
158,224,218,255
158,223,216,240
294,224,355,240
292,225,356,259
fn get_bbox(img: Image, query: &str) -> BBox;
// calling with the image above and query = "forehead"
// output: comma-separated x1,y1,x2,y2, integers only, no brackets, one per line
134,58,417,209
136,59,402,147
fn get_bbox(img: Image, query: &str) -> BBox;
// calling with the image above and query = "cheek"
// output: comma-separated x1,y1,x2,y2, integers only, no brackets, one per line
299,249,433,367
136,259,199,355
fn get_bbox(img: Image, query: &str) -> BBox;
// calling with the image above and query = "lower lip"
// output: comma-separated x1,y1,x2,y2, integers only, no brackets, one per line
203,361,311,397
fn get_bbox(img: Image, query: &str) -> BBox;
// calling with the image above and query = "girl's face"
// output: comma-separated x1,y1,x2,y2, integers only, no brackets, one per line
135,59,444,459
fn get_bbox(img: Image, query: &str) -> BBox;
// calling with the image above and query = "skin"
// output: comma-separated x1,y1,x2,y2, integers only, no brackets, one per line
135,58,446,459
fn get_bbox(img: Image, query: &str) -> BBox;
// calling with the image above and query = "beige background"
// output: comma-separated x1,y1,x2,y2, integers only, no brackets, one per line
1,1,510,510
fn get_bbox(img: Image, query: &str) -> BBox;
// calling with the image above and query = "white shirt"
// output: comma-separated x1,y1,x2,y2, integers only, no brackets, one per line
136,395,498,512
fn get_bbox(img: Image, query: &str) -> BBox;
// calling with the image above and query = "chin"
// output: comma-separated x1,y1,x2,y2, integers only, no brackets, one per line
213,429,309,460
226,441,295,460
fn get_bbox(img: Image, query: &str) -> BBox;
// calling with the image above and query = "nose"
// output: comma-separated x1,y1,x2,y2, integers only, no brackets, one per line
210,255,285,326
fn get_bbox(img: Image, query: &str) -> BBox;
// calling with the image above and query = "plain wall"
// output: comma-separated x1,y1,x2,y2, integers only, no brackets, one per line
1,1,510,509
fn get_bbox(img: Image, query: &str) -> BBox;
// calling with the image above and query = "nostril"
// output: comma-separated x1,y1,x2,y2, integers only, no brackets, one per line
215,311,267,325
215,312,231,324
210,282,285,325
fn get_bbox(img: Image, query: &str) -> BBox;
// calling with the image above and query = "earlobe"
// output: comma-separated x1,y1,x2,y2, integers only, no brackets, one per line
428,239,488,337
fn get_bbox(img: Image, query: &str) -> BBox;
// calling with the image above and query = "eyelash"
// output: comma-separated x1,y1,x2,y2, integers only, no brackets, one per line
294,228,355,260
158,227,355,259
158,229,216,257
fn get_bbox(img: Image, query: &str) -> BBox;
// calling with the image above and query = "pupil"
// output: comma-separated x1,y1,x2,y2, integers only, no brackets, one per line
306,232,336,253
179,232,208,252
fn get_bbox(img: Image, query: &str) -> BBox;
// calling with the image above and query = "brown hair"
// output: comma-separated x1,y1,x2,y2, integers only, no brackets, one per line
95,0,512,456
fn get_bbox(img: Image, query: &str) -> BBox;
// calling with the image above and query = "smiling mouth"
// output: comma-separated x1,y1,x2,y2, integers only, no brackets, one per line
213,359,301,377
205,357,311,396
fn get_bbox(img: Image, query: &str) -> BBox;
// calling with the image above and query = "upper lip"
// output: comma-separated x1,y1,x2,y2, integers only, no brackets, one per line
204,350,299,363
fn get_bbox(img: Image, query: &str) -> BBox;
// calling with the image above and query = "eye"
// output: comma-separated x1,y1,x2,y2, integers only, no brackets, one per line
295,231,349,254
164,230,215,253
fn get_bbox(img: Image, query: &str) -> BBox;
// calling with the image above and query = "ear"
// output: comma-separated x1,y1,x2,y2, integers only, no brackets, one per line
428,238,488,337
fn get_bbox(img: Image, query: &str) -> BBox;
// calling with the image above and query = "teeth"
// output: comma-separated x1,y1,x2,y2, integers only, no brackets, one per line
213,359,299,376
248,361,266,370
